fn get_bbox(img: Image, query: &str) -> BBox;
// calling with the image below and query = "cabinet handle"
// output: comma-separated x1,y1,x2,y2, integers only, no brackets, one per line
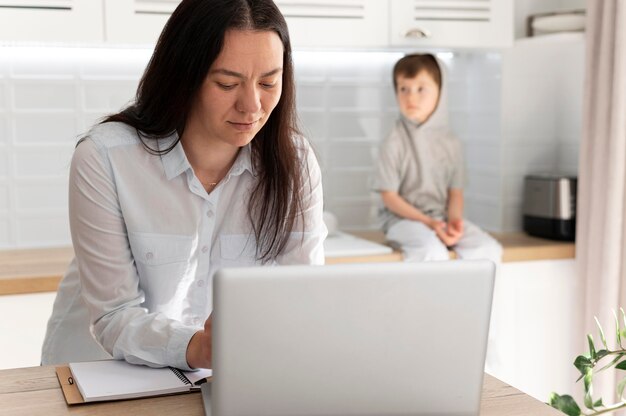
404,28,431,39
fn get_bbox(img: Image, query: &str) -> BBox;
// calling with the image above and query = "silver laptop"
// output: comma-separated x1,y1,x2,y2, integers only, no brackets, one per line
203,260,495,416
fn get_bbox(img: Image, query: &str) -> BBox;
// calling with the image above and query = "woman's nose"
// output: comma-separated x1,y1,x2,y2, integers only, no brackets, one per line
236,85,261,114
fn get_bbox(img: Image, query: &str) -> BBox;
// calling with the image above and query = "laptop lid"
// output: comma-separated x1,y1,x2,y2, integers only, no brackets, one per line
210,260,495,416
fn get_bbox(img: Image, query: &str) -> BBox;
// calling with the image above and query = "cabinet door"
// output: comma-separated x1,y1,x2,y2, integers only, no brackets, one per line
390,0,513,49
276,0,389,48
0,0,103,42
104,0,179,44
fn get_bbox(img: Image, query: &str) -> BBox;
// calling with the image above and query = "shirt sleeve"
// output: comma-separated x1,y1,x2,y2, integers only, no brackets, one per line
274,139,327,266
69,138,196,370
449,139,465,190
372,134,403,193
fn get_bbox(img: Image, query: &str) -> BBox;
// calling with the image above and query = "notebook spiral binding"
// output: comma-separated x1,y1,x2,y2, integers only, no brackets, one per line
169,367,192,386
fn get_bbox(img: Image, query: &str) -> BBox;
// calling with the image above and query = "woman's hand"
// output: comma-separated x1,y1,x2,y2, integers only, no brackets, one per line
186,315,213,369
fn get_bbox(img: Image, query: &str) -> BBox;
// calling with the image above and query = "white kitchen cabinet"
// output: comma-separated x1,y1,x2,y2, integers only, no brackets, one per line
104,0,179,44
0,0,103,42
276,0,389,48
0,292,56,370
104,0,389,48
488,259,581,402
1,0,512,49
390,0,514,49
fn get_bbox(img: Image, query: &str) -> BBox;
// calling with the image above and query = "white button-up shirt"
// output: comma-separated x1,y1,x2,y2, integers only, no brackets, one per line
42,122,327,370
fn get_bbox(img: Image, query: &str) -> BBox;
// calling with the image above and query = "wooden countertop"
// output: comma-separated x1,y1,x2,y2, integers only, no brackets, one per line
0,365,562,416
0,232,574,296
341,231,575,263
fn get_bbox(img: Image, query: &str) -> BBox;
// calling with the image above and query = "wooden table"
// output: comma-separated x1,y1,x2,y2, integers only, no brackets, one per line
0,365,561,416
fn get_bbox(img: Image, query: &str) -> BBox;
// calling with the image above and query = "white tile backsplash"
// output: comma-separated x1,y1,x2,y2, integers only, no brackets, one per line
0,219,9,248
328,141,377,169
298,111,327,141
0,183,9,211
0,149,7,176
325,170,373,199
464,195,501,231
464,142,501,170
296,84,327,109
0,84,5,110
15,181,67,212
327,113,383,140
0,40,583,247
83,81,138,111
465,171,502,199
16,215,69,247
13,114,78,144
327,85,390,110
13,82,77,110
14,146,73,178
324,199,377,230
0,116,7,144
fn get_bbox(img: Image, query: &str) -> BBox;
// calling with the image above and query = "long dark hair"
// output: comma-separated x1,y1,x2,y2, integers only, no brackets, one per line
103,0,305,262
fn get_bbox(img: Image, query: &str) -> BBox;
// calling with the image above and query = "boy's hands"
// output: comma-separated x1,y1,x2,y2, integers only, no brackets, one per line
427,217,464,247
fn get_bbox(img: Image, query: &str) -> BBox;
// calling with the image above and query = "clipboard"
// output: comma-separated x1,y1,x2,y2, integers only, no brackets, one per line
56,366,86,405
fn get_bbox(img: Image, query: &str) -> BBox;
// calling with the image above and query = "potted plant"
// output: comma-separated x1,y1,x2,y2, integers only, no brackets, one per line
550,309,626,415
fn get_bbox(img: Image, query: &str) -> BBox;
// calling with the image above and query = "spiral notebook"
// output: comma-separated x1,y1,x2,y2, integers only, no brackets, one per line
56,360,211,404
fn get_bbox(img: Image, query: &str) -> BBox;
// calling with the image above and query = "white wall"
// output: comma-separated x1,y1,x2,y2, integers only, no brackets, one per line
500,33,584,231
0,46,504,248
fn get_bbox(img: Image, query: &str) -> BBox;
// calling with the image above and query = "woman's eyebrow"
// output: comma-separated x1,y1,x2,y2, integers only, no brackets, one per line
210,68,283,78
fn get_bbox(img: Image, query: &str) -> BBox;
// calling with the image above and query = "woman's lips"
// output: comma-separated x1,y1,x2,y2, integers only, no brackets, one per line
228,120,259,132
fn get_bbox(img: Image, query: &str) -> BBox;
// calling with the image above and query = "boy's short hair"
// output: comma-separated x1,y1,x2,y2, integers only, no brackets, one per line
393,53,442,91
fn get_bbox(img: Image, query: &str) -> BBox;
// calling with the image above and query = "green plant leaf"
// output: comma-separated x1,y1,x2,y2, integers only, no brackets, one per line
575,355,593,377
594,398,604,408
588,334,597,360
583,368,593,393
596,317,608,349
617,360,626,371
596,349,609,360
549,393,582,416
615,310,622,348
621,307,626,333
584,389,594,410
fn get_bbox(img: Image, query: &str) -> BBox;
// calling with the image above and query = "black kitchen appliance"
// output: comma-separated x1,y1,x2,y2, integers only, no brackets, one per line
522,173,577,241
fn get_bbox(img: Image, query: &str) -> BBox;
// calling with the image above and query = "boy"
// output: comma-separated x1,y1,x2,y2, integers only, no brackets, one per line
374,53,502,263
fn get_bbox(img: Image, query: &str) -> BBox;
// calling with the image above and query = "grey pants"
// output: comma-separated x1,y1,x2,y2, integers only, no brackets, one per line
386,219,502,263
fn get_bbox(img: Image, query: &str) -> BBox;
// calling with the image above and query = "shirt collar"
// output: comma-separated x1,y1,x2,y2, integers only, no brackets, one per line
160,132,190,181
229,143,256,178
160,133,256,180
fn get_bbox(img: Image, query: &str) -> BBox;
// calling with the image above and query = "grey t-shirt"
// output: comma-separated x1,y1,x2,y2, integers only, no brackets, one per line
374,116,465,232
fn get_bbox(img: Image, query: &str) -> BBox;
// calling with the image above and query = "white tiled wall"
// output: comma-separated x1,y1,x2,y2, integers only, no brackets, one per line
0,46,150,248
1,44,552,248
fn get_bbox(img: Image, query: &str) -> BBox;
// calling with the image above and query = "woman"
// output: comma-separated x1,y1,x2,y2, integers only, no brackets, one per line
41,0,326,370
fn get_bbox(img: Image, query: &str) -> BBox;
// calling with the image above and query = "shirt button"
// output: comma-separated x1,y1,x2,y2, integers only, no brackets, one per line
197,280,205,288
206,210,214,218
201,245,209,254
146,252,154,260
